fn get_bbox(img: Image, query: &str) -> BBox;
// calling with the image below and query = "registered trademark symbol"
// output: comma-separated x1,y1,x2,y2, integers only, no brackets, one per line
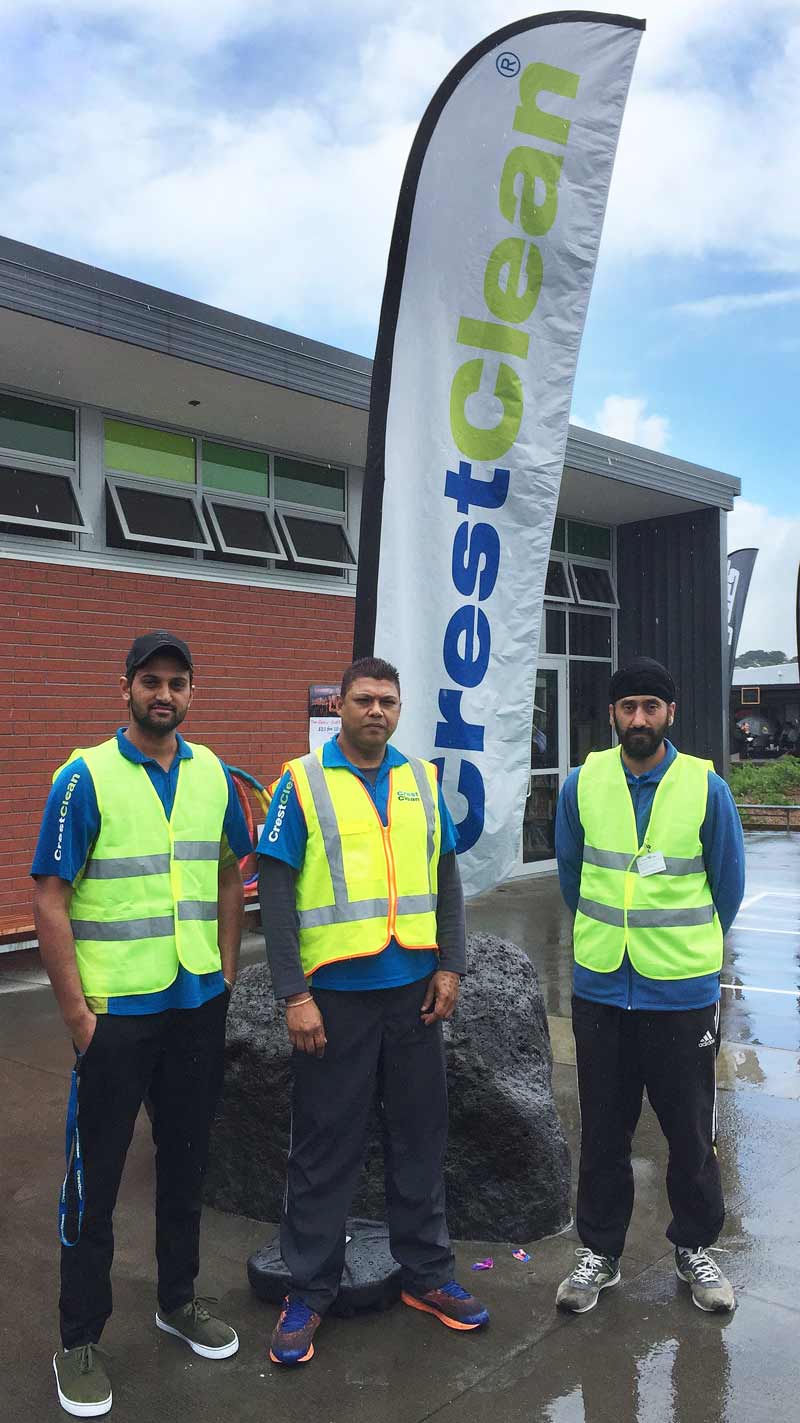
496,51,521,78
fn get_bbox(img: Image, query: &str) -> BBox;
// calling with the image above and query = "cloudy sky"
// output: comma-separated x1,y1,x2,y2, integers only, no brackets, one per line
1,0,798,654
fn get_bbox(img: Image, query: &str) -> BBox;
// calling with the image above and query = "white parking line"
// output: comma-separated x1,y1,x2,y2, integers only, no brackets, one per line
721,983,800,998
729,926,800,937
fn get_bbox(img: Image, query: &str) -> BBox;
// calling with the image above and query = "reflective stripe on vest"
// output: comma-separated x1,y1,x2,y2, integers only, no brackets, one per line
59,737,229,997
573,747,723,980
288,748,441,976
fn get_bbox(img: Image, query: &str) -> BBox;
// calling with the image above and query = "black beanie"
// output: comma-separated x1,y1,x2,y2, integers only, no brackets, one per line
609,656,676,705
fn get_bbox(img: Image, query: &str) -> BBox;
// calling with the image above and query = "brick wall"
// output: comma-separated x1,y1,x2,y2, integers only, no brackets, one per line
0,558,355,933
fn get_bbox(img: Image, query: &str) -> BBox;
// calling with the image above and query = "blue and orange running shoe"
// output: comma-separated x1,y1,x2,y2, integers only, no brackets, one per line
401,1279,490,1331
269,1296,321,1365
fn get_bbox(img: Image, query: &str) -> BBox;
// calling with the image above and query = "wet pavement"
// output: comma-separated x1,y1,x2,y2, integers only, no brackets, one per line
1,832,799,1422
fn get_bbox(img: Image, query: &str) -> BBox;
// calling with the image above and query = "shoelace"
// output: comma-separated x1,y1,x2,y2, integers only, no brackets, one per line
571,1248,613,1285
279,1297,316,1332
183,1295,218,1324
72,1343,112,1376
438,1280,472,1301
680,1248,722,1285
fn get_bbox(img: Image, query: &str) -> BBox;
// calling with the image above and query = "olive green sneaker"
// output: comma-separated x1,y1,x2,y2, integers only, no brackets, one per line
675,1247,735,1312
556,1248,621,1313
53,1344,112,1417
155,1297,239,1358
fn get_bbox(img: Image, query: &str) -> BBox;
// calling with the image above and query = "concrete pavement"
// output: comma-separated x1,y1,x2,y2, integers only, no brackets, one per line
1,831,799,1421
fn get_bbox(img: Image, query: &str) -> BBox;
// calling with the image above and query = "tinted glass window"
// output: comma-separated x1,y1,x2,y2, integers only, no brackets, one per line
113,484,207,545
274,457,345,512
105,421,195,484
0,395,75,461
571,563,617,606
545,608,566,654
209,499,283,557
0,464,83,526
282,514,354,565
567,521,611,560
545,560,571,599
569,610,612,657
203,442,268,497
570,660,613,765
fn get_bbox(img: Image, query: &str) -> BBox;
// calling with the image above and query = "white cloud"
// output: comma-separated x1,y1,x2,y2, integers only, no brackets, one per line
727,500,799,655
583,395,671,452
2,0,800,344
673,287,800,318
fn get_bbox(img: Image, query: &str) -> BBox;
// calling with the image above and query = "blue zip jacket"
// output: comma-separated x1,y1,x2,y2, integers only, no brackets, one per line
555,741,745,1010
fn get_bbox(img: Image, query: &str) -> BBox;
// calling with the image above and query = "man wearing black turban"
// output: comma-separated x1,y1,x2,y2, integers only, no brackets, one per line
554,657,745,1317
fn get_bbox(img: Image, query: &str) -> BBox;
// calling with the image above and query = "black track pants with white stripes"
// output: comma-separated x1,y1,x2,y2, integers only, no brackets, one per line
572,995,725,1260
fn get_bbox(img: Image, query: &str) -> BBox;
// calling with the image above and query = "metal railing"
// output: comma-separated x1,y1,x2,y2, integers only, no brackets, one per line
735,803,800,830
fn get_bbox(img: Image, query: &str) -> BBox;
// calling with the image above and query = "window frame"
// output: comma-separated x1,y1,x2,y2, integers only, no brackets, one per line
568,558,619,610
276,505,358,571
0,456,93,535
106,473,214,552
0,394,88,542
203,490,288,562
544,556,576,604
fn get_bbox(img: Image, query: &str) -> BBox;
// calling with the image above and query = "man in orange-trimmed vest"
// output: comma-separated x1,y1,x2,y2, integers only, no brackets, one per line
554,656,745,1318
32,632,252,1417
257,656,489,1365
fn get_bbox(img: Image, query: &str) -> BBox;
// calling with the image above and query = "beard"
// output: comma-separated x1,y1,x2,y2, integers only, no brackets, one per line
129,696,187,737
614,711,670,762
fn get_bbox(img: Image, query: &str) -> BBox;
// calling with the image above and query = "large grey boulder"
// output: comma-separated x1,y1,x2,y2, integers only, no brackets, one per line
205,934,571,1241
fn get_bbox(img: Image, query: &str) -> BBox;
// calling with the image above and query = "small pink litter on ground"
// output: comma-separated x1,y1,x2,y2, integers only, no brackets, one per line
512,1249,531,1262
471,1258,494,1270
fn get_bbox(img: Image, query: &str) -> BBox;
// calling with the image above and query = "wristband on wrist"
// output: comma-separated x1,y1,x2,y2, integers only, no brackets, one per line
223,977,234,992
286,994,313,1009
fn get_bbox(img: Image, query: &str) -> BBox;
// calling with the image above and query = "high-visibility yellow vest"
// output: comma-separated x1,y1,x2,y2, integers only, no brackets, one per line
56,736,229,997
287,748,441,977
573,746,723,980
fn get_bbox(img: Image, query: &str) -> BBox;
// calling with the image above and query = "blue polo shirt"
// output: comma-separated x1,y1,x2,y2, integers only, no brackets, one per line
31,728,253,1014
257,737,457,990
555,741,745,1010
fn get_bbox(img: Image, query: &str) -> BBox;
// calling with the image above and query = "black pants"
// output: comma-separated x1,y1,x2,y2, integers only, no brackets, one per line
59,991,228,1348
572,995,724,1260
281,977,455,1315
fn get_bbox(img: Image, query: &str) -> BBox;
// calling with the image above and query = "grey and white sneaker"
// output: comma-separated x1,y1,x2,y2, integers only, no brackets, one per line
556,1248,621,1314
675,1247,735,1312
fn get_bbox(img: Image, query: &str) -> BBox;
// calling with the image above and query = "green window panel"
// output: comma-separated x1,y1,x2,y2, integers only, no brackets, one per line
105,420,196,483
550,516,566,553
567,520,611,560
0,394,75,461
274,456,345,512
203,441,268,497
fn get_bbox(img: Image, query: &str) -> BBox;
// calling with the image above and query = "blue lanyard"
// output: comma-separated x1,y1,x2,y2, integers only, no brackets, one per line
58,1061,84,1247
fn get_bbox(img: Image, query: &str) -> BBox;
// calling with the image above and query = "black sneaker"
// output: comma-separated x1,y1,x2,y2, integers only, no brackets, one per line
556,1248,621,1313
675,1247,735,1312
53,1344,112,1417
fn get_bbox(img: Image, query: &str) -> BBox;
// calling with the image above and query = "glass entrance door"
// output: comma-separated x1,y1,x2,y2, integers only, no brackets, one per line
520,658,568,865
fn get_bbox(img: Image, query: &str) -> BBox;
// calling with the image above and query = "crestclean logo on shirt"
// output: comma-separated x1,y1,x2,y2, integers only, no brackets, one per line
268,778,293,843
54,772,81,862
396,790,420,802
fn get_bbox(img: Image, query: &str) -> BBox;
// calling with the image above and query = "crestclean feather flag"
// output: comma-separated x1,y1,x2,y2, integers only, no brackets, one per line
354,13,644,897
726,547,758,683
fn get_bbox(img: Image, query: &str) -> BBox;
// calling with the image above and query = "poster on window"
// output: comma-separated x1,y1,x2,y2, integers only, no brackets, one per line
309,684,341,751
354,13,644,896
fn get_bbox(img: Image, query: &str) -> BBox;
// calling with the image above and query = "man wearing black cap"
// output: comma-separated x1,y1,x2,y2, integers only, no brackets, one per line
554,656,744,1318
32,632,252,1417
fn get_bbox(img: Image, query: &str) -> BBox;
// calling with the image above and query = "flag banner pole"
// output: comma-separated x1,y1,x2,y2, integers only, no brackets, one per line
727,547,759,684
355,12,644,898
